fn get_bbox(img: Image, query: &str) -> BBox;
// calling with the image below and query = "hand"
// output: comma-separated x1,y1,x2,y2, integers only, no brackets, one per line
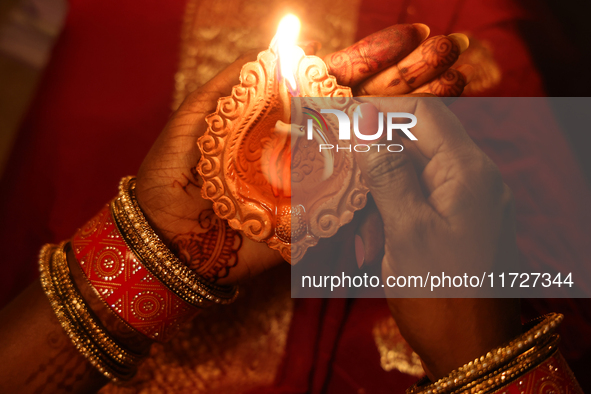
353,98,522,379
324,25,474,267
135,50,283,286
324,24,473,97
134,24,471,286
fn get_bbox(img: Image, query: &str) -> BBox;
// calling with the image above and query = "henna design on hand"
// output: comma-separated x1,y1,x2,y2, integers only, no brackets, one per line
172,167,204,194
356,35,462,96
397,36,460,89
421,36,460,69
324,24,423,87
169,209,242,282
24,315,102,393
414,68,467,97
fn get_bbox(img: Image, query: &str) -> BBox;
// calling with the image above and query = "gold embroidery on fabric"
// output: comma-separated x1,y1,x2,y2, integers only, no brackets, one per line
172,0,361,110
373,316,424,377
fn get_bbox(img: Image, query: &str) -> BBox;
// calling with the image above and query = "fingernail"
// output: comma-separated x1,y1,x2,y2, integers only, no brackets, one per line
448,33,469,53
456,64,474,84
355,234,365,269
412,23,430,42
355,103,380,139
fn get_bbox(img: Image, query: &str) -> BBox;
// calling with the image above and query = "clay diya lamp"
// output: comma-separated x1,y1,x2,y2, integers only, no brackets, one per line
197,15,369,263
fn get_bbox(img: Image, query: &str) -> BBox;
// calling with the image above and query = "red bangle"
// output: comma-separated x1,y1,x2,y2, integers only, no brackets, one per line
71,204,199,342
501,350,583,393
407,314,582,394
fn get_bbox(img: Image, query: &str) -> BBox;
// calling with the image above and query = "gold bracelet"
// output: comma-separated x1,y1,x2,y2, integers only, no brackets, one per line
39,242,139,382
121,176,236,299
449,334,560,394
45,242,138,380
407,313,564,394
50,247,141,370
111,176,238,307
51,242,147,366
39,243,130,381
110,198,218,307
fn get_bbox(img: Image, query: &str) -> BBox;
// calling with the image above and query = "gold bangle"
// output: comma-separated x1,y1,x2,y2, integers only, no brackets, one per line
52,242,147,366
120,176,236,299
110,198,214,307
49,247,137,375
450,334,560,394
39,242,139,382
39,243,129,381
407,313,564,394
111,176,238,307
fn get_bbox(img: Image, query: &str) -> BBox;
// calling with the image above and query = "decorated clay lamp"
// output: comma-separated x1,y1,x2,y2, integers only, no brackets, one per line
197,14,368,263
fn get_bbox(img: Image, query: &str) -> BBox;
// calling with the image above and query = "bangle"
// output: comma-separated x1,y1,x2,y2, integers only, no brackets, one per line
111,176,238,306
52,242,148,366
407,313,564,394
72,203,200,342
39,242,141,382
452,334,560,393
71,176,239,342
67,242,151,349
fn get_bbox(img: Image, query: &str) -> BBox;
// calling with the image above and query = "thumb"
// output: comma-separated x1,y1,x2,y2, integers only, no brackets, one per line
354,196,385,269
353,103,425,222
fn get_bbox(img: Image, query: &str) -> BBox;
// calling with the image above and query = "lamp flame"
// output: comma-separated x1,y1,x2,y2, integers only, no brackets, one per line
272,14,301,93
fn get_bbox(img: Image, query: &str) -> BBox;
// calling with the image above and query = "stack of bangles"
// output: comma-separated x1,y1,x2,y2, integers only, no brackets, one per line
406,313,581,393
38,176,238,382
38,177,583,392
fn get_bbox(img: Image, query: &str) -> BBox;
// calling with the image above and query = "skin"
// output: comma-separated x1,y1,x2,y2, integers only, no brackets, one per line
0,24,511,392
0,272,108,393
324,23,428,87
168,209,242,282
354,99,522,379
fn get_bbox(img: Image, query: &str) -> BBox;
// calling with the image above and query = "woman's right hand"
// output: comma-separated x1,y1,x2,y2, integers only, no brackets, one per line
353,97,521,380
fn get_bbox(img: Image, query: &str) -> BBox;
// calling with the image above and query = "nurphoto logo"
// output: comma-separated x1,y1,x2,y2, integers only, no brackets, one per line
305,107,417,152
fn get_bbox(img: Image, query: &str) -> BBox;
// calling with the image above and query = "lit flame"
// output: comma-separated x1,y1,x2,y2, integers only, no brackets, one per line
272,14,301,93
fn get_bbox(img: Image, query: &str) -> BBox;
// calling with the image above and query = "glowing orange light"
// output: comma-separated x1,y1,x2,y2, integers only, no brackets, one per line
273,14,301,92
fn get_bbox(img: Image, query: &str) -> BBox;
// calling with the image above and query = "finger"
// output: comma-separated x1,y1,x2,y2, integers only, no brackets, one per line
324,23,430,87
368,96,474,160
402,138,429,174
354,196,385,268
355,33,469,96
358,91,463,108
410,64,473,97
350,100,431,175
178,49,263,114
353,103,426,221
355,98,431,184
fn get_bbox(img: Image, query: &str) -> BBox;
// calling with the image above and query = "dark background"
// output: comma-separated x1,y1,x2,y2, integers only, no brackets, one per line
520,0,591,182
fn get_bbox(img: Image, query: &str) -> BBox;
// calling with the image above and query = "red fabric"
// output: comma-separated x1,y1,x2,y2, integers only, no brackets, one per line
0,0,186,301
1,0,590,392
